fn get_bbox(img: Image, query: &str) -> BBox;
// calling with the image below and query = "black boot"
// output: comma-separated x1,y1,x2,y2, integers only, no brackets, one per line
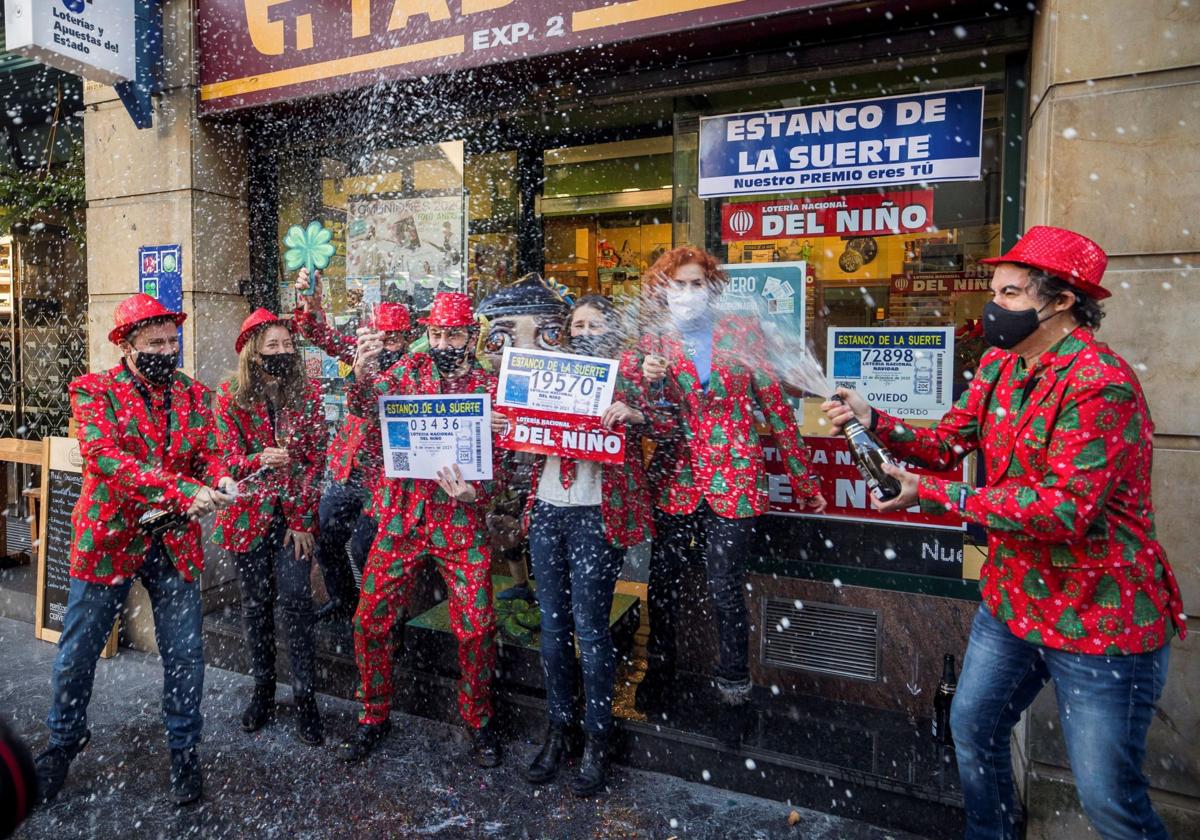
295,695,324,746
241,683,276,732
570,731,609,797
33,729,90,805
524,722,569,784
470,723,502,769
169,746,203,806
634,663,675,715
341,720,392,764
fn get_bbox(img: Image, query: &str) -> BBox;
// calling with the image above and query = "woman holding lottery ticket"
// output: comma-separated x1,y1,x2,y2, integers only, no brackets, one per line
521,295,672,797
633,246,826,732
212,309,327,746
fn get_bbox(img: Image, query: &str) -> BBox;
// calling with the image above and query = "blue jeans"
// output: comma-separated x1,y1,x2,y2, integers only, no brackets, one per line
233,515,317,698
47,544,204,751
952,605,1170,840
529,502,624,734
316,476,376,608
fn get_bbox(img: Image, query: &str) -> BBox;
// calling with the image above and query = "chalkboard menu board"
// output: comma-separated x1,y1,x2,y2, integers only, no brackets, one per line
35,436,117,655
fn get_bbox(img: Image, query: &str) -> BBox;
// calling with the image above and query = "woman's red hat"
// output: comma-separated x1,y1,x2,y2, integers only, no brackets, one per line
108,293,187,344
236,308,288,353
981,225,1110,300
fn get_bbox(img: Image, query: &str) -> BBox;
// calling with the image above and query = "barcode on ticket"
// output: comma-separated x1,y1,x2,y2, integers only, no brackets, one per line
391,451,410,472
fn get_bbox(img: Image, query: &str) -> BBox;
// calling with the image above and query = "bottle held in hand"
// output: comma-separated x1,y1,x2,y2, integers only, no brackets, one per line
931,653,957,746
138,508,189,537
832,395,902,502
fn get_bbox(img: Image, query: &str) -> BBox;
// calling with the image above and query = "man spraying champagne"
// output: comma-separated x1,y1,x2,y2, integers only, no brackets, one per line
822,226,1185,840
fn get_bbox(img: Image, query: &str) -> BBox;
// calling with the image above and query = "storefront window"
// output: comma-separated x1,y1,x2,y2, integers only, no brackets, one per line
540,137,673,302
277,140,466,319
671,59,1014,585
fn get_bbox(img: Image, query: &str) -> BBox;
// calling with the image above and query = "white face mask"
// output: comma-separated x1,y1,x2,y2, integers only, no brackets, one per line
666,287,710,326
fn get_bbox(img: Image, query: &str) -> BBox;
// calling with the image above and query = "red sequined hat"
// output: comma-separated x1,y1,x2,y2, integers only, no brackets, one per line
236,308,288,353
108,293,187,344
981,225,1110,300
420,292,475,327
375,302,412,333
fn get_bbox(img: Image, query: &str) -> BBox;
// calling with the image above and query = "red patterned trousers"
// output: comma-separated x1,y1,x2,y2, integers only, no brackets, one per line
353,538,496,729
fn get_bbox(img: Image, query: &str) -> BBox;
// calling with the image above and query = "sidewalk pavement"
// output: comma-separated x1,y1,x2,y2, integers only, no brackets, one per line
0,617,926,839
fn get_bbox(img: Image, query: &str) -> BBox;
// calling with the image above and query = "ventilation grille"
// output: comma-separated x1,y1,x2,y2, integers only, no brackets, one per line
761,599,880,682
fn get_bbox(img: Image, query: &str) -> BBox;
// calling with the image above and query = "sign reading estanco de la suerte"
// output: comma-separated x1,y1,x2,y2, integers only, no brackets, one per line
4,0,135,86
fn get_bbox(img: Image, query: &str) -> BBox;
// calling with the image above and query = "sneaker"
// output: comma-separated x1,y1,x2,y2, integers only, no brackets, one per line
715,676,753,706
241,683,276,733
470,724,502,768
295,696,324,746
169,747,203,806
341,720,392,764
33,730,90,805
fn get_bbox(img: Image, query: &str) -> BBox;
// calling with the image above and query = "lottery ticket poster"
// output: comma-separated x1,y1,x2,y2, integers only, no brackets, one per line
378,394,493,481
495,347,618,417
494,405,625,464
826,326,955,420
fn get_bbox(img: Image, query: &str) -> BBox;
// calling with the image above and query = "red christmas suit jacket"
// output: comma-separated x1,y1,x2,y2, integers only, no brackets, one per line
211,376,326,553
69,364,229,584
876,327,1186,655
647,315,820,519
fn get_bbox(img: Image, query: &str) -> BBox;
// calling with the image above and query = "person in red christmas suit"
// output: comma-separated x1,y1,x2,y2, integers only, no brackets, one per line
341,292,506,767
34,295,236,806
292,267,415,623
212,309,327,745
634,245,826,723
824,226,1186,840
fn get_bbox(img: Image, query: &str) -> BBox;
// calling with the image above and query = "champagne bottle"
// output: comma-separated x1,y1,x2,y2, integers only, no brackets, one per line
832,395,902,501
931,653,957,745
138,508,189,537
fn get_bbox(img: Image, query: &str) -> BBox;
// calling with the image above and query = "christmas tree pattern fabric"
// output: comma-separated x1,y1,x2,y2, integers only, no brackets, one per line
348,353,503,729
875,327,1186,655
292,307,386,489
210,376,326,553
69,364,229,584
645,315,820,519
522,353,672,548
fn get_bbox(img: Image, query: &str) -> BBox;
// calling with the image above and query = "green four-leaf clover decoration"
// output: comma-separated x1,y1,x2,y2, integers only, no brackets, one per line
283,221,335,293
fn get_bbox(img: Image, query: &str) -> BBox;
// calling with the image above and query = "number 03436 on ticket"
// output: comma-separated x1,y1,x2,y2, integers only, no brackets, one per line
495,347,618,418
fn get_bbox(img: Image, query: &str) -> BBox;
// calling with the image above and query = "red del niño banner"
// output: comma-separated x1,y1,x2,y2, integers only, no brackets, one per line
721,189,935,242
765,435,967,530
495,405,625,464
197,1,831,113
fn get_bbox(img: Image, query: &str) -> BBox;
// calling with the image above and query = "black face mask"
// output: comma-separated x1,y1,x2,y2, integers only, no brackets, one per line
983,301,1058,350
133,351,177,385
259,352,298,378
569,334,613,358
430,345,469,376
377,348,405,371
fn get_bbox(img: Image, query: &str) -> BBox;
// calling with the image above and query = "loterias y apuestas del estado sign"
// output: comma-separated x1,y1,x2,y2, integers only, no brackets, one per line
197,0,834,113
3,0,136,86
